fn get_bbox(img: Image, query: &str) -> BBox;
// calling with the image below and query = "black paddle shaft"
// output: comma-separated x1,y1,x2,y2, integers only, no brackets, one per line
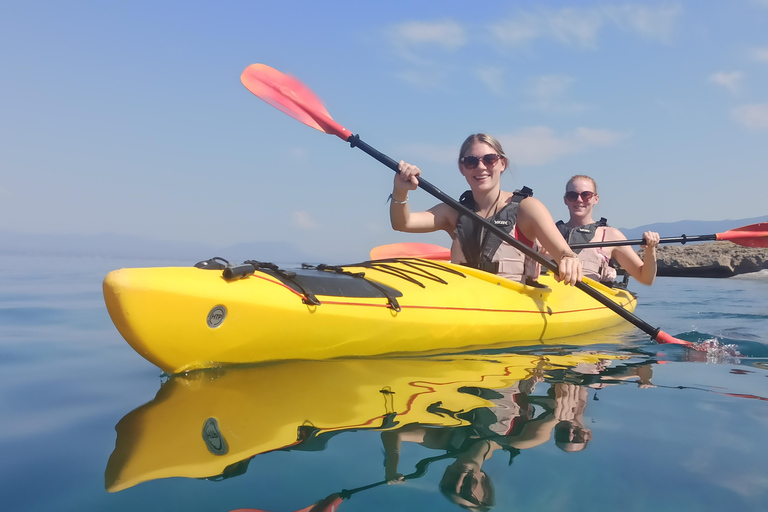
570,234,717,249
347,134,662,339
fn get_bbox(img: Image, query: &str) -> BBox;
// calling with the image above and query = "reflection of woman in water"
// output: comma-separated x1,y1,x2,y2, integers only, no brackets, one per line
381,380,591,510
552,360,655,451
552,383,592,452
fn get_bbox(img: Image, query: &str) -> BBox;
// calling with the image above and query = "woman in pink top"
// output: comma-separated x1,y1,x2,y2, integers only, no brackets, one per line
556,175,660,286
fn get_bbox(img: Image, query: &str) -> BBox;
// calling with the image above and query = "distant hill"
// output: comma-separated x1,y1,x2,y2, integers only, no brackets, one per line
0,231,316,264
2,214,766,263
620,215,768,241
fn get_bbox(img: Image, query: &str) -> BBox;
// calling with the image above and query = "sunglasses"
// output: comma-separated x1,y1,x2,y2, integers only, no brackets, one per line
459,470,482,506
460,153,502,170
564,191,595,202
555,424,592,444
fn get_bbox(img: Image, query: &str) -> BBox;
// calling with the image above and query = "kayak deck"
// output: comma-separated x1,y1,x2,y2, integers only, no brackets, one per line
103,258,637,373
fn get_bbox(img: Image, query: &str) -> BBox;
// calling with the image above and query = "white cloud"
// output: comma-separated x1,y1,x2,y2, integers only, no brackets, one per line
533,75,575,100
732,104,768,129
399,144,457,164
394,69,444,89
488,14,542,47
603,4,681,41
491,9,601,48
490,4,681,49
388,19,466,60
527,75,587,112
387,20,466,88
400,127,627,167
748,46,768,63
709,71,744,94
292,210,320,229
546,8,605,47
573,127,625,146
477,66,506,95
499,126,628,166
289,147,308,159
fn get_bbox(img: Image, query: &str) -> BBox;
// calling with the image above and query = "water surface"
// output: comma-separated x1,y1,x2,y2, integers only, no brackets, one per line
1,256,767,512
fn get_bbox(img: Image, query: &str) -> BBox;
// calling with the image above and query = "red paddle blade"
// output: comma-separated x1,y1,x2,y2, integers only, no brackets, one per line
654,330,695,349
717,222,768,248
370,242,451,260
655,330,741,357
241,64,351,141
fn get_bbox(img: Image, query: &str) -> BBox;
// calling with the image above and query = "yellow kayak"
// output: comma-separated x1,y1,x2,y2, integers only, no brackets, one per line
105,351,628,492
103,258,637,374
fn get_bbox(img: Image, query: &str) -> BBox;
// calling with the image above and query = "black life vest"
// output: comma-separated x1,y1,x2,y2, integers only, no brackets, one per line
556,218,618,284
455,187,533,275
556,218,608,254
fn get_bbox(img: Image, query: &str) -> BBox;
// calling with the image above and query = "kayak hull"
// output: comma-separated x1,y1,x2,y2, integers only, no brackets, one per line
103,259,637,374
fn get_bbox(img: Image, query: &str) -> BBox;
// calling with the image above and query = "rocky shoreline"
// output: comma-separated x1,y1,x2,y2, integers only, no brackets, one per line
638,242,768,278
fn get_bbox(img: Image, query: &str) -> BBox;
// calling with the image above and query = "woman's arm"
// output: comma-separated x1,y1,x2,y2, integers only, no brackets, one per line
381,430,406,484
606,229,659,286
390,161,457,234
516,197,582,285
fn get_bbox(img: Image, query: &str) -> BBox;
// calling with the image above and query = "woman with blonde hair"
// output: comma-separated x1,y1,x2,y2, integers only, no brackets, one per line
556,175,660,285
391,133,582,286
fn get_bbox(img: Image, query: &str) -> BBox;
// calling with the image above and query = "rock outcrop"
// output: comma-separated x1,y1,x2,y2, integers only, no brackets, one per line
638,242,768,278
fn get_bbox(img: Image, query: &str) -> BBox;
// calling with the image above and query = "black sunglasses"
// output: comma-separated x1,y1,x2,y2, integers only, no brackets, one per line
460,153,502,170
459,470,482,506
565,191,595,202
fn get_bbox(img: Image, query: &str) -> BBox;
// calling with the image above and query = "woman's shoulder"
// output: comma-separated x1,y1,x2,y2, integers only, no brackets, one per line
517,194,543,206
600,225,627,241
429,202,460,227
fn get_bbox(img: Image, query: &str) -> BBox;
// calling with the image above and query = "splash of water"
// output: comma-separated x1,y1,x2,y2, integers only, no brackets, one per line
694,338,742,364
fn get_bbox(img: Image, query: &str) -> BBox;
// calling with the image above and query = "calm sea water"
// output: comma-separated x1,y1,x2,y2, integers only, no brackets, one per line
2,255,767,512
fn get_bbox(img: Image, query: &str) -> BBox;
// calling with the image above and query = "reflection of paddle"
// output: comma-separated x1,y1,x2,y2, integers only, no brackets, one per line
230,453,451,512
231,493,342,512
240,63,695,350
370,222,768,260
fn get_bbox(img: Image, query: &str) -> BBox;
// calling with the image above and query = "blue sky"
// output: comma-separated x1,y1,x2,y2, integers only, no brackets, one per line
1,1,767,261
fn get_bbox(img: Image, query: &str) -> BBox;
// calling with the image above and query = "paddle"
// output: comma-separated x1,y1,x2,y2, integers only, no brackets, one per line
240,63,696,350
371,222,768,260
569,222,768,249
370,242,451,261
230,453,451,512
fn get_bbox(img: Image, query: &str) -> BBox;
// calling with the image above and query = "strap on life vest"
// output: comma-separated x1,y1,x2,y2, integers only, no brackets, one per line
555,217,608,254
456,187,533,274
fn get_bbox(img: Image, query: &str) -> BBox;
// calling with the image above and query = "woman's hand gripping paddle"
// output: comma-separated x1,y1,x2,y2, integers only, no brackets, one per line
240,63,718,353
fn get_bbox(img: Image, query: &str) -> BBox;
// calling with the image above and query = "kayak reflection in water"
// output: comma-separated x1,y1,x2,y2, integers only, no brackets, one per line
390,133,583,286
381,380,597,510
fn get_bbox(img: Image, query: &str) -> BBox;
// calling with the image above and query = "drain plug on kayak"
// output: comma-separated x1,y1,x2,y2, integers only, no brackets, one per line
207,305,227,328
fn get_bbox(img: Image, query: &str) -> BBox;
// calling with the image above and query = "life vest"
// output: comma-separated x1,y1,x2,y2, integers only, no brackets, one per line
455,187,540,284
556,218,617,284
